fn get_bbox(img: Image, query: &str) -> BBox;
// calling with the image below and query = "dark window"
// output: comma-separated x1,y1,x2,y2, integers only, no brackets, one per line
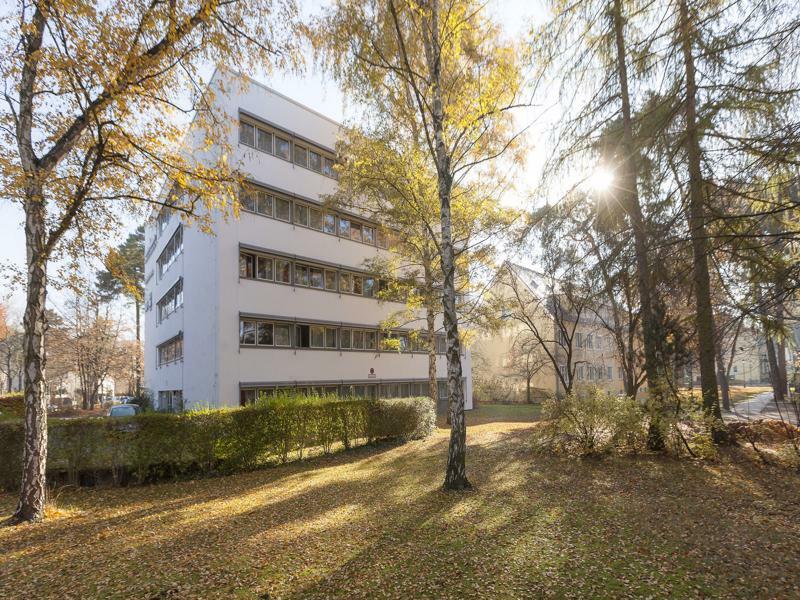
239,122,255,146
296,324,310,348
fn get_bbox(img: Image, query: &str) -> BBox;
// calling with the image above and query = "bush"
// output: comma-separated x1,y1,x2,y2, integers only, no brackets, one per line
0,392,24,418
0,395,435,491
534,387,647,456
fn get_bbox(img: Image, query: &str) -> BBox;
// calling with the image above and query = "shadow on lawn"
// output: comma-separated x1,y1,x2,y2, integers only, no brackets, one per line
1,426,799,599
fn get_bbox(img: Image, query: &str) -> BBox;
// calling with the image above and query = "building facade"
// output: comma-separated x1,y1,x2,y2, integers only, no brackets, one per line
143,70,473,412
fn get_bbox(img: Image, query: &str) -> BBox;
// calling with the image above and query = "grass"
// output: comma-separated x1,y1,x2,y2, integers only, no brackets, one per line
1,421,799,599
437,402,542,428
728,385,772,405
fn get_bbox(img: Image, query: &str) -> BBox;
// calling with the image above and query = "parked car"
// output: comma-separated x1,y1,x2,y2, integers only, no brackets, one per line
108,404,141,417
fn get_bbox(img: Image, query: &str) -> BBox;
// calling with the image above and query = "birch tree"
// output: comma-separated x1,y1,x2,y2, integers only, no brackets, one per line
0,0,299,523
315,0,524,489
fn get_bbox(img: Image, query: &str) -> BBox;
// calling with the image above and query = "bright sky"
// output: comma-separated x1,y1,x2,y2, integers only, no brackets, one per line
0,0,551,322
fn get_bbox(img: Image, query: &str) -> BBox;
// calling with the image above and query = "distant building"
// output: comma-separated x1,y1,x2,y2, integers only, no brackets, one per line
143,69,473,413
473,263,627,401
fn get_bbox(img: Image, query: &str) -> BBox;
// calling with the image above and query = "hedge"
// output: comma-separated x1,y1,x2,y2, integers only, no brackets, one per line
0,395,435,491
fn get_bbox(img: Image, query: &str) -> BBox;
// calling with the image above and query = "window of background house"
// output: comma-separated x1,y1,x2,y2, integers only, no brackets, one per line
352,275,363,295
275,324,291,347
324,270,337,291
309,208,323,230
276,259,292,283
258,322,274,346
257,128,272,153
365,331,377,350
350,222,362,242
323,213,336,234
257,256,273,281
376,229,388,249
352,330,364,349
275,136,290,160
273,197,290,221
322,157,334,177
294,203,309,227
239,122,255,146
294,145,308,167
363,277,375,298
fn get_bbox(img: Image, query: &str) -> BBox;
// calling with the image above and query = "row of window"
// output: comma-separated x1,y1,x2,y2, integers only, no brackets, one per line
558,364,620,382
240,184,390,249
239,119,338,180
157,226,183,279
239,318,448,353
157,278,183,323
157,333,184,367
239,380,452,406
239,250,390,298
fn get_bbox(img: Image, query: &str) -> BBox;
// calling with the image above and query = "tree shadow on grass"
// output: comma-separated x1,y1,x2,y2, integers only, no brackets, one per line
2,427,799,599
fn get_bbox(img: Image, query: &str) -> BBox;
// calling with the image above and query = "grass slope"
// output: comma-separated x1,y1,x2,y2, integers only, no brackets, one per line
1,418,799,599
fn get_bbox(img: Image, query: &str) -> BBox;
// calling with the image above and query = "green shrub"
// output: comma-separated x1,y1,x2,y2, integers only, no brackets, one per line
534,387,647,456
0,395,434,491
0,392,24,418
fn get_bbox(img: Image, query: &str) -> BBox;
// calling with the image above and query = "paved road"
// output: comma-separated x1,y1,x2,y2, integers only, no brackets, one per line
723,390,800,425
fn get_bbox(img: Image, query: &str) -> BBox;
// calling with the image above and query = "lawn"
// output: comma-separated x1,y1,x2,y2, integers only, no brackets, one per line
437,402,542,427
1,422,799,599
728,385,772,405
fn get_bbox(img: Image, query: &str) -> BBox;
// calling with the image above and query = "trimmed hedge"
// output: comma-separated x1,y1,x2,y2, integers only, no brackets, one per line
0,392,24,418
0,395,435,491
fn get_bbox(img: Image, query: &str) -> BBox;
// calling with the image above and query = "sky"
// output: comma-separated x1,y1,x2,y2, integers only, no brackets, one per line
0,0,552,323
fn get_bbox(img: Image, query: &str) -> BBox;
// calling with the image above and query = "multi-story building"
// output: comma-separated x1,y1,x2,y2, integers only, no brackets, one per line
143,70,473,412
473,263,627,401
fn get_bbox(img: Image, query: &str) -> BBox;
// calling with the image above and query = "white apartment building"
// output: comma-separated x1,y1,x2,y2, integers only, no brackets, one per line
143,70,473,413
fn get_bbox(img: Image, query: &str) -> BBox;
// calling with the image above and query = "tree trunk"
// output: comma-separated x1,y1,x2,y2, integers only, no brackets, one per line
426,305,438,410
678,0,723,437
134,297,142,396
611,0,667,449
13,190,49,524
526,376,532,404
422,0,470,491
716,345,730,411
765,334,784,404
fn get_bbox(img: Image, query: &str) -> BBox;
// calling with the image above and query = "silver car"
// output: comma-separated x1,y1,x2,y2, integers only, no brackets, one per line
108,404,141,417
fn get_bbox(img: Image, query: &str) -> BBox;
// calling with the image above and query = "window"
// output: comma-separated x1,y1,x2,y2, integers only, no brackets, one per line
322,213,336,234
363,226,375,244
576,333,585,349
309,208,323,230
363,277,375,298
310,325,325,348
376,229,388,249
577,365,584,380
340,272,351,294
275,197,291,222
158,334,183,366
239,122,255,146
352,275,363,295
295,264,310,287
338,217,350,238
309,150,322,172
607,366,613,379
325,327,337,349
240,321,256,345
294,203,308,227
436,334,447,354
257,256,273,281
310,267,324,289
159,390,183,413
340,328,351,349
276,259,291,283
352,330,364,350
157,278,183,323
324,270,337,291
586,334,594,350
294,145,308,167
365,331,377,350
240,187,256,212
157,226,183,278
322,156,335,177
296,324,310,348
275,324,291,346
257,191,273,216
257,128,272,153
258,322,274,346
275,136,290,160
351,222,363,242
239,252,255,278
